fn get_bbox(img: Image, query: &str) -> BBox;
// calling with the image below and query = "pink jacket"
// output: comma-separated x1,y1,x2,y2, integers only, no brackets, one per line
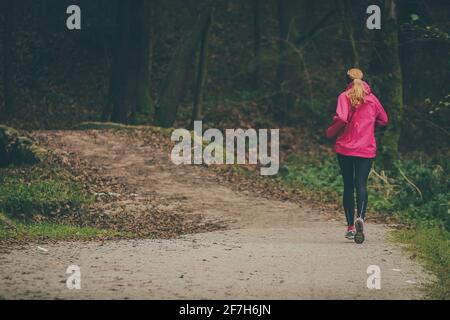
327,82,388,158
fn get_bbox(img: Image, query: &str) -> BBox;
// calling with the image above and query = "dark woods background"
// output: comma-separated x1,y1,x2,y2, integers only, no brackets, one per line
1,1,449,297
0,0,449,157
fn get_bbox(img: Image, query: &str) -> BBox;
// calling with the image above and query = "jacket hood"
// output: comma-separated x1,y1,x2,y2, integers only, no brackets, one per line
346,81,372,95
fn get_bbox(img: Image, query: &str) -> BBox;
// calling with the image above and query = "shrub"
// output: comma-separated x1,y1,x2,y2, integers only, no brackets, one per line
281,151,449,230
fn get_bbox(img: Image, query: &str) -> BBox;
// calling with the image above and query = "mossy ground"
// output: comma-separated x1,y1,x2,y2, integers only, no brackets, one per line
0,215,125,242
392,224,449,299
0,143,127,243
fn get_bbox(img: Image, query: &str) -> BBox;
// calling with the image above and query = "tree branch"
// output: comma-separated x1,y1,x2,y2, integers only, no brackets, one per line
294,6,337,47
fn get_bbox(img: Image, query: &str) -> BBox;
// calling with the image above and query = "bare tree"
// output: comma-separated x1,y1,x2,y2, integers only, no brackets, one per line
155,6,212,128
379,0,404,167
338,0,360,67
1,0,15,120
191,10,213,124
103,0,153,124
273,0,299,124
252,0,263,89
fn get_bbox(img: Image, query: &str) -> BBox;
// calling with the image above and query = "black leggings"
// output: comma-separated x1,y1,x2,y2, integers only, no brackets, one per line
337,154,373,226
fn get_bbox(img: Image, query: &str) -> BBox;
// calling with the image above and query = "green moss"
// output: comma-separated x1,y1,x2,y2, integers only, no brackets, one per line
0,176,93,219
0,125,48,166
132,87,155,125
74,122,174,135
0,215,125,241
0,164,124,241
75,122,135,130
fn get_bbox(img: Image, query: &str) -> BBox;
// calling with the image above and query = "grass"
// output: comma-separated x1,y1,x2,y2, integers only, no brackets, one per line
0,214,124,241
393,224,450,299
280,152,342,203
0,162,122,242
0,176,93,219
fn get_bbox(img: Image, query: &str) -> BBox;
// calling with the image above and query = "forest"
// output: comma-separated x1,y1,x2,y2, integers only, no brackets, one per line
0,0,449,300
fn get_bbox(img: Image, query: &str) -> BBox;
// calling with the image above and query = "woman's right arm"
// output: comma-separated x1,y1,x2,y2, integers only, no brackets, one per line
373,95,388,127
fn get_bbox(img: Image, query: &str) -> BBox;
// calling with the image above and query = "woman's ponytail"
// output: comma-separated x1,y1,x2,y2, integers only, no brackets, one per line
346,68,367,108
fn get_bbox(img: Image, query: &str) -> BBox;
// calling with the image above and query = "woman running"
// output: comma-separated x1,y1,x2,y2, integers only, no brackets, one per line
326,68,388,244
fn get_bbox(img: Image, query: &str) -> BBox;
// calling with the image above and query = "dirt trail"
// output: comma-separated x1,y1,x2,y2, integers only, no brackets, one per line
0,130,431,299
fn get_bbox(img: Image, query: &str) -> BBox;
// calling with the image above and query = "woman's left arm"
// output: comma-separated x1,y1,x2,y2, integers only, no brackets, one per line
326,93,350,139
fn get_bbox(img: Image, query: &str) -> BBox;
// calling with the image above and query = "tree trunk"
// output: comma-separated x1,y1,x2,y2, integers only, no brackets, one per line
103,0,153,124
155,8,212,128
104,1,132,123
273,0,299,124
252,0,263,89
1,0,14,120
131,0,154,124
379,0,404,167
191,11,212,124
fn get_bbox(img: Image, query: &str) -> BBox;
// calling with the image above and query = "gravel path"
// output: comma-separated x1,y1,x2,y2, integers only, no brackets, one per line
0,130,431,299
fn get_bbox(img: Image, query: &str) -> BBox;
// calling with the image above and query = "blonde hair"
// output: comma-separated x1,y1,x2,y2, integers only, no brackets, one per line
346,68,367,107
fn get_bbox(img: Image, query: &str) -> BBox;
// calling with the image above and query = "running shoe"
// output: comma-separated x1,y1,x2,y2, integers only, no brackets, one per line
354,218,365,244
345,229,356,240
